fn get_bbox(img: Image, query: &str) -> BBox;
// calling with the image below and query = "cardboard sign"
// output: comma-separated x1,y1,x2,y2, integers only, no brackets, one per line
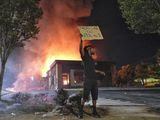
79,26,103,40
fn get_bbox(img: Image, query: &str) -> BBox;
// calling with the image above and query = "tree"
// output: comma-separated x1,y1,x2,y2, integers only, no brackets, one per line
155,49,160,78
148,64,160,79
117,64,135,87
0,0,42,97
135,63,148,86
118,0,160,34
147,49,160,79
156,49,160,66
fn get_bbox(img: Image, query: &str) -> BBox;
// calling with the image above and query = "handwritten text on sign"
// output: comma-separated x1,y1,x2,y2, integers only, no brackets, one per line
79,26,103,40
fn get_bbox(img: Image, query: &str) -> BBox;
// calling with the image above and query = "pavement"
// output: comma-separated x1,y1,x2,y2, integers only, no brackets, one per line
66,87,160,119
86,98,145,106
0,88,160,120
65,87,160,91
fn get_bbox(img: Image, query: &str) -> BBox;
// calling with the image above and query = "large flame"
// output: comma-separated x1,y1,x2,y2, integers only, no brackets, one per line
8,0,92,92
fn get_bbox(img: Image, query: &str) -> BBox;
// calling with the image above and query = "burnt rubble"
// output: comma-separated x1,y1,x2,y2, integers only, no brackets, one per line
1,89,83,117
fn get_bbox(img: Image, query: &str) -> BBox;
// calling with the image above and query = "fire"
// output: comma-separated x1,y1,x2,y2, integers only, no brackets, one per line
7,0,92,92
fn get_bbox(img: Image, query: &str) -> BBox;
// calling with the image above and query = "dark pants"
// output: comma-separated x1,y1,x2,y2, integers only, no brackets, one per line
83,79,98,101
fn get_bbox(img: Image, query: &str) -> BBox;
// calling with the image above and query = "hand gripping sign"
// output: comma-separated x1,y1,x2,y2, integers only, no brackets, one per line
79,26,103,40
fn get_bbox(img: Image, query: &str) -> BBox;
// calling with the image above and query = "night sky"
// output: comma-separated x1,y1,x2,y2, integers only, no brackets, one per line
88,0,160,66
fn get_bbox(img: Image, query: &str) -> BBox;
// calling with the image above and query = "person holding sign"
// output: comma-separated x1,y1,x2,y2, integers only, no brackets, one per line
78,33,105,119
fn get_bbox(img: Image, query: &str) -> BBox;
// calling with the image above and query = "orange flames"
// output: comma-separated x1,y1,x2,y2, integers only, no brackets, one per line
36,17,82,77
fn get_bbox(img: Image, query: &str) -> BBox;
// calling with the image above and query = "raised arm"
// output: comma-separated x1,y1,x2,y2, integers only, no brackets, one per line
79,34,84,58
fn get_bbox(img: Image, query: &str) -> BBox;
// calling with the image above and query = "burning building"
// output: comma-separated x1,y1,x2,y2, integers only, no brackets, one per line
6,0,109,92
46,60,115,89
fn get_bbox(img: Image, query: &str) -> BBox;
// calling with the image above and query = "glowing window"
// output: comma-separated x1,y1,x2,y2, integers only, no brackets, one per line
62,73,69,85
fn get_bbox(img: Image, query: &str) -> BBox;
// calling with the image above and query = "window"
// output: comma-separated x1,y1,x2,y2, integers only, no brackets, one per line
62,73,69,85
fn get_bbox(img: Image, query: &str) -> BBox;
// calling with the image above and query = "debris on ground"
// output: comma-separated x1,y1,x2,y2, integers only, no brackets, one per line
42,89,72,117
11,92,31,104
1,89,75,116
1,90,57,113
42,105,70,117
55,89,69,106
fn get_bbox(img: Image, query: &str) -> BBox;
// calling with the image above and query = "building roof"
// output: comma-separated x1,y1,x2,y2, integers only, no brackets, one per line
50,60,115,69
